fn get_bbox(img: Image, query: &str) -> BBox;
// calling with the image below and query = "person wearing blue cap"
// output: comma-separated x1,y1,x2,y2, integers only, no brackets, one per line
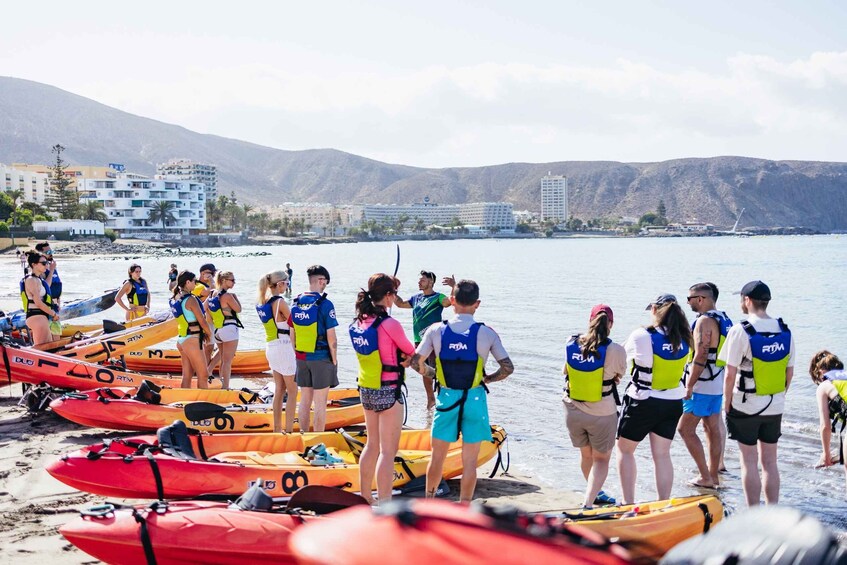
720,280,795,507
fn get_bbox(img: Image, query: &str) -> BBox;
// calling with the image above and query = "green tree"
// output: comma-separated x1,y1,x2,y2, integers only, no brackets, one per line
413,218,426,234
565,216,584,231
240,203,254,230
515,222,532,234
395,213,410,234
0,193,14,222
21,201,50,218
45,144,79,218
657,199,667,221
147,200,177,231
79,200,107,222
639,212,659,226
16,209,34,229
5,190,23,226
0,221,9,234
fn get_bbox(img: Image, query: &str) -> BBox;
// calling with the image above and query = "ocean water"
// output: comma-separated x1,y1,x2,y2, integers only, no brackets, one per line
2,235,846,530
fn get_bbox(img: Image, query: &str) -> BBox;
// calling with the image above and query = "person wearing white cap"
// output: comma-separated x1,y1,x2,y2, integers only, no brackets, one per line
720,280,795,507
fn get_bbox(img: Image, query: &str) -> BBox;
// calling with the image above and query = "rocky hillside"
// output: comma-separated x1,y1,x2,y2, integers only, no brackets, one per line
1,77,845,229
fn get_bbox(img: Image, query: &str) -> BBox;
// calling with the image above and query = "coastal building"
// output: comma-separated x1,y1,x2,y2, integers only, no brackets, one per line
363,202,460,228
32,219,104,236
513,210,536,224
1,163,50,204
77,173,206,237
11,163,121,192
458,202,516,231
273,203,363,236
156,159,217,200
363,201,515,232
541,174,568,224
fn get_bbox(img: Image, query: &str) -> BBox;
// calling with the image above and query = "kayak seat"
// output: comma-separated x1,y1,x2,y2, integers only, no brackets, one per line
396,449,431,461
211,447,353,467
157,420,197,460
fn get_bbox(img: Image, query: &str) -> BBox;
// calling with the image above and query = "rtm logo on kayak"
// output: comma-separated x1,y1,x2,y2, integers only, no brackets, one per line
293,312,310,320
762,342,786,354
393,470,405,481
116,375,133,383
12,356,34,366
127,335,142,343
448,342,468,351
351,336,369,347
571,352,595,363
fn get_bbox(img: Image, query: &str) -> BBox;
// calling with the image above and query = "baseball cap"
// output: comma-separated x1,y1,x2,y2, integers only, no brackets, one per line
645,293,677,310
200,263,217,273
589,304,614,323
736,280,771,301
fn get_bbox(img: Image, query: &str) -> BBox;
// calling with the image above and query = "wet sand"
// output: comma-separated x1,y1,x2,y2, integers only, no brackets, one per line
0,386,581,564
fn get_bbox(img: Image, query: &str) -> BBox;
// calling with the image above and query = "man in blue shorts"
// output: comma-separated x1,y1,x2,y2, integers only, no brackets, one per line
394,270,453,408
413,279,513,502
679,282,732,488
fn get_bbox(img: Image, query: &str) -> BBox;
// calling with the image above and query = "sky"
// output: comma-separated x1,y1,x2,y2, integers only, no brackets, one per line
2,1,847,167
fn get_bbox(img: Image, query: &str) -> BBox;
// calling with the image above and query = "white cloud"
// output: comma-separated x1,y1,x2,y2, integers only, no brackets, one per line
36,51,847,166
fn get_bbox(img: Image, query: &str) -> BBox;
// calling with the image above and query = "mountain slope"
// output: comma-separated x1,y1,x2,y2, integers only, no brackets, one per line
1,76,845,229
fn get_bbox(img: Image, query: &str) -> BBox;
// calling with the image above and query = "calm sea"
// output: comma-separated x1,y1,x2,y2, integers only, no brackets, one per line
2,235,845,530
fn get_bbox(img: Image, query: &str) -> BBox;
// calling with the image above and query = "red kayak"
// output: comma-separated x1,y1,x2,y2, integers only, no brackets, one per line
290,499,636,565
60,485,368,565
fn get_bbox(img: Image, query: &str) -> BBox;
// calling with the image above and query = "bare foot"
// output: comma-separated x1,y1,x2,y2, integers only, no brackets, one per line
687,477,717,489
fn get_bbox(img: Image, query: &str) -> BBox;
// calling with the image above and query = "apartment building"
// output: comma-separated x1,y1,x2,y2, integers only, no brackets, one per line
156,159,217,200
1,163,50,204
540,174,568,224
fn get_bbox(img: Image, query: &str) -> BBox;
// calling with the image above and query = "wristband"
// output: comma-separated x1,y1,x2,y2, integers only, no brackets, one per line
693,361,707,368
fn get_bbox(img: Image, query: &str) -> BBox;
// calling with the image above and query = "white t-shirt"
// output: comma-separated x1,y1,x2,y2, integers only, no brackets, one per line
689,309,728,396
623,326,686,401
717,313,795,416
416,313,509,365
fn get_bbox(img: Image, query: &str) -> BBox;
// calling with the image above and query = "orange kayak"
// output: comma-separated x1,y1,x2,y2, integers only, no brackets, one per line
290,499,636,565
37,318,178,363
47,423,508,499
50,387,364,432
125,347,270,374
0,341,195,390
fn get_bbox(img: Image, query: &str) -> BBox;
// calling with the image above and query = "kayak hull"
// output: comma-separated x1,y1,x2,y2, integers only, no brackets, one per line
553,495,723,558
125,348,270,374
50,387,364,432
1,342,191,390
47,426,507,499
60,500,307,565
37,318,178,363
59,289,119,321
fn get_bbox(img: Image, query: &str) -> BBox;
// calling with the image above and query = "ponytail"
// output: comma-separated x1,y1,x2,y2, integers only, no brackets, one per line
355,273,398,321
809,350,844,384
579,312,611,357
652,302,693,352
215,270,233,289
258,270,287,305
174,270,195,299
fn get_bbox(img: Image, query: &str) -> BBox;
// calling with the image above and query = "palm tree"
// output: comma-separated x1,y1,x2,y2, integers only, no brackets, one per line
79,200,107,222
281,216,291,236
241,204,254,230
147,200,177,232
413,218,426,234
6,190,23,227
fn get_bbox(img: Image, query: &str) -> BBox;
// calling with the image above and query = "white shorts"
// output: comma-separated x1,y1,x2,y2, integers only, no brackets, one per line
214,324,240,343
266,336,296,375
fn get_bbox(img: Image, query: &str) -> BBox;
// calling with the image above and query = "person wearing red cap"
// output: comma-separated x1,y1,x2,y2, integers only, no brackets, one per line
720,280,795,506
562,304,626,508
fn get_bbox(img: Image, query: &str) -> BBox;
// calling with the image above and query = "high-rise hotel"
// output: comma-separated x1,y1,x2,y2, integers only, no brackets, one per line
540,173,568,224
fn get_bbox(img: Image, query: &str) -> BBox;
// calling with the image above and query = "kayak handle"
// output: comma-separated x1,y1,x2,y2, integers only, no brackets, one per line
80,503,116,518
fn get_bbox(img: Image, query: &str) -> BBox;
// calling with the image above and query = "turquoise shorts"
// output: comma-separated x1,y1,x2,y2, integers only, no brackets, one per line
432,386,492,444
682,392,722,417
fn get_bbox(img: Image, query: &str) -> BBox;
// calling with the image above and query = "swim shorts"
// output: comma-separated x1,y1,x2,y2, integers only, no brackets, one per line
682,393,723,417
432,386,491,444
617,395,683,442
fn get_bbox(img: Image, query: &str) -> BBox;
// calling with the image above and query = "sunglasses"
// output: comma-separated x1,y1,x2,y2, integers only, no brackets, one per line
686,295,706,302
275,280,288,286
38,260,49,265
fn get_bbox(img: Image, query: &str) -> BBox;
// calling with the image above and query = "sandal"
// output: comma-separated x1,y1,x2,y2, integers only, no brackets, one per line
593,490,616,506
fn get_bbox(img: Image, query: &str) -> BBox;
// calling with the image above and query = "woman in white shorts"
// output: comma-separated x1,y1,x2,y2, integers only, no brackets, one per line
207,271,242,389
256,270,297,432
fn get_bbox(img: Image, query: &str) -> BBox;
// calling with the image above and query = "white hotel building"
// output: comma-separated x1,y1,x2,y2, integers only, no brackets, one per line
156,159,217,200
363,202,516,231
78,174,206,236
541,174,568,224
1,163,50,204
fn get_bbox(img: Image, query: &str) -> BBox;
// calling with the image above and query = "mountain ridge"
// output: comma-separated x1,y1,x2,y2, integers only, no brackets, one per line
1,76,845,229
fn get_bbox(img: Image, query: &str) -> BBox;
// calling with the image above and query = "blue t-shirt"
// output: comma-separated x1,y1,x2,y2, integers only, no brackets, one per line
290,292,339,361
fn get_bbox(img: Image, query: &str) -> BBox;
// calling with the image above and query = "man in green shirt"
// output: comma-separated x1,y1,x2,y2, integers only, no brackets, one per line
394,270,453,409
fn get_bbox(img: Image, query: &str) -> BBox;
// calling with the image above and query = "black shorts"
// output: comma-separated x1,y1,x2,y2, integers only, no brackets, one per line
617,395,683,442
726,409,782,446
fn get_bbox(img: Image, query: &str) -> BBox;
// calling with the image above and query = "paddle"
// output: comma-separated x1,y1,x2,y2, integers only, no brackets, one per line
184,401,248,421
285,485,369,514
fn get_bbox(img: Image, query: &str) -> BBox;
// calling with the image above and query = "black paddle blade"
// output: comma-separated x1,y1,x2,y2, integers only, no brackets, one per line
183,401,227,421
286,485,369,514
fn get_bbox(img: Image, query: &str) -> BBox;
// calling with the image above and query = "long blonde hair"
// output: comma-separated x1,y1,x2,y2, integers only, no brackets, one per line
257,270,288,304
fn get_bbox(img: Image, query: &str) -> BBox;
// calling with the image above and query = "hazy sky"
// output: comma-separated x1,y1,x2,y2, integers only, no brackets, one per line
3,1,846,167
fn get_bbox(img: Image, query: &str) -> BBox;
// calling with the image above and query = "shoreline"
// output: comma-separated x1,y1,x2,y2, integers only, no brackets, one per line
0,388,581,564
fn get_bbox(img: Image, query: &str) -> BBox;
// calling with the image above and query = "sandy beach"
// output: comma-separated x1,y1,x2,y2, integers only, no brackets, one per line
0,384,581,564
